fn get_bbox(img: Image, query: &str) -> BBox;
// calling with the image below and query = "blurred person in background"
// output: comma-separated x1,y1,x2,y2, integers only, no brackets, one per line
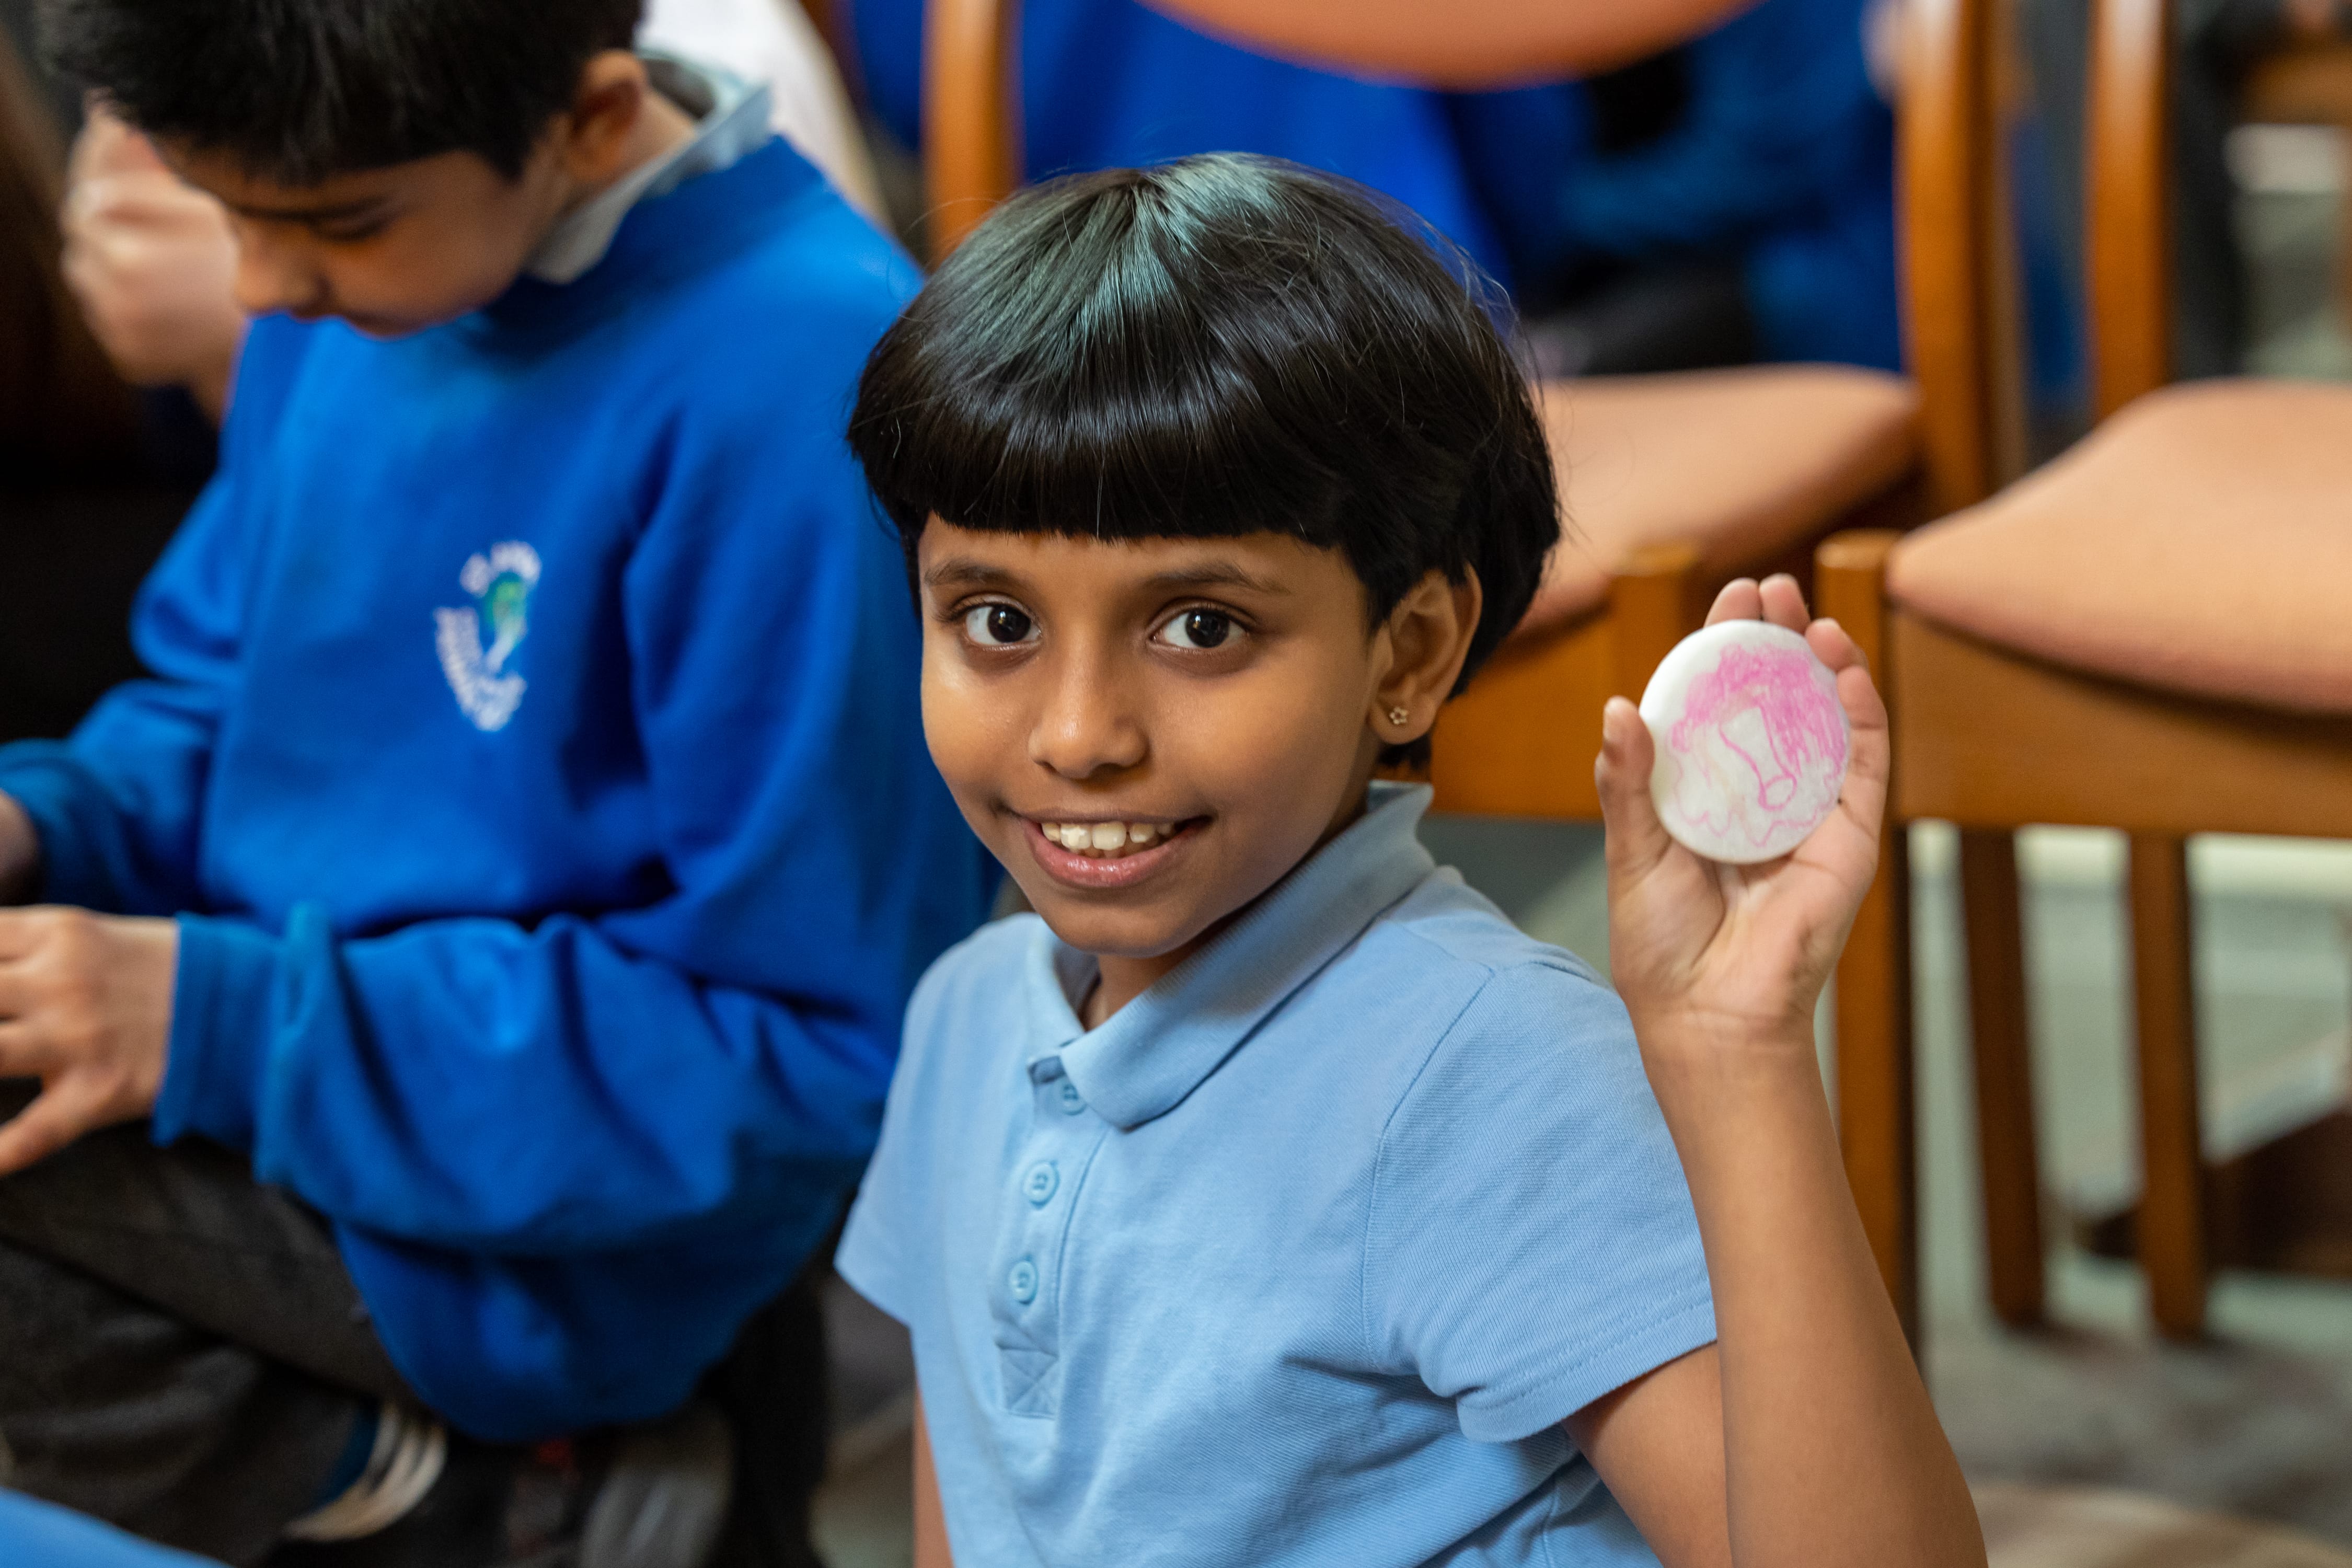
845,0,1513,278
1450,0,1902,377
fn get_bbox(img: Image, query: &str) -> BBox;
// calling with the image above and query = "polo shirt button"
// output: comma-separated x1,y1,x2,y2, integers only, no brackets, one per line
1008,1258,1039,1304
1023,1162,1059,1206
1057,1080,1086,1115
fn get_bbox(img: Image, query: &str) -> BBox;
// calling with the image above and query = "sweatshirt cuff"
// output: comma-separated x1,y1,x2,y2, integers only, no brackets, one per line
153,915,286,1153
0,744,109,908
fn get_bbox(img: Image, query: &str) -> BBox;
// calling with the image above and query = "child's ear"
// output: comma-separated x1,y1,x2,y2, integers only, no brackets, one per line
1371,569,1483,749
554,51,659,187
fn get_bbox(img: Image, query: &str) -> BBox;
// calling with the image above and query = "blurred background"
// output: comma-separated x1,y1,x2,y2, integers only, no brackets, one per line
6,1,2352,1564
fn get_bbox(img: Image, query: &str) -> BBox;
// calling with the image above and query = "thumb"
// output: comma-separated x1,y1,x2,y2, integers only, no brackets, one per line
1595,698,1674,884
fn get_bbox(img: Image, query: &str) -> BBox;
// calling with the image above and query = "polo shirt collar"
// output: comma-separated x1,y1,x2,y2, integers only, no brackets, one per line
526,52,772,285
1035,782,1438,1129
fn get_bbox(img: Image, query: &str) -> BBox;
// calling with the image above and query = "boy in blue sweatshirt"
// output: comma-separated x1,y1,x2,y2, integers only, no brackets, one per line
0,1,988,1562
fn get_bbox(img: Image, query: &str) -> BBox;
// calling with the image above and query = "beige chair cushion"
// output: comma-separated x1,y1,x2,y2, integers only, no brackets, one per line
1888,379,2352,713
1520,365,1919,638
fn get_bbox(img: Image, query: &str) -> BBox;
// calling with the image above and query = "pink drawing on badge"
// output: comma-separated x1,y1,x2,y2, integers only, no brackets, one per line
1663,642,1848,856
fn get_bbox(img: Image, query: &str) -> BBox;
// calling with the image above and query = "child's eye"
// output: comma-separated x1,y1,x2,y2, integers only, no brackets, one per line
963,604,1039,647
1156,609,1237,650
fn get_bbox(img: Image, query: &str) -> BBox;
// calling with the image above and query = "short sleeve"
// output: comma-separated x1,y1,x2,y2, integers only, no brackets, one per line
1362,960,1717,1444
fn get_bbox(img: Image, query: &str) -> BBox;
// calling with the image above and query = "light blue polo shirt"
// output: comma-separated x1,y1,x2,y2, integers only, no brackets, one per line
838,784,1715,1566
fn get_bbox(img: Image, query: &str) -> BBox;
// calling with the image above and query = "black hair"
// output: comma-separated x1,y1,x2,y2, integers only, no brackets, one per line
38,0,644,183
848,154,1561,767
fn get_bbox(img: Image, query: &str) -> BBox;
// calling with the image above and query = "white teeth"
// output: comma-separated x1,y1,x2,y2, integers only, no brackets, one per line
1039,820,1174,856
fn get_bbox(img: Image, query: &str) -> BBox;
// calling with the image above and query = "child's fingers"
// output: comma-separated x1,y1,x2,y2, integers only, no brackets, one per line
1828,655,1892,846
1757,573,1810,633
0,1081,95,1179
1805,616,1865,675
1703,578,1762,627
1595,698,1676,882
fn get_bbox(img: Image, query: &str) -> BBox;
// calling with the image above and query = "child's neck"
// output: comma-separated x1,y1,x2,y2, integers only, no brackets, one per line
556,84,699,221
1078,774,1381,1030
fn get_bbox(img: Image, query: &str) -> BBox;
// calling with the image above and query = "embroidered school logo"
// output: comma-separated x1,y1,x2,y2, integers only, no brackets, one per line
434,542,542,732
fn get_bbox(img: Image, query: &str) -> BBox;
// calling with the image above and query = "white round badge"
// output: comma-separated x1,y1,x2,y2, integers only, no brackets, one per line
1637,620,1850,865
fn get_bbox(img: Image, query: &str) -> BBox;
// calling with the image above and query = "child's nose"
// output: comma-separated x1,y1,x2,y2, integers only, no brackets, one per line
231,230,329,320
1029,665,1147,779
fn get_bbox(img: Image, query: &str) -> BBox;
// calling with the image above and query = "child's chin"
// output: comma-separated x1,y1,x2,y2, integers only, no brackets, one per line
1029,898,1202,962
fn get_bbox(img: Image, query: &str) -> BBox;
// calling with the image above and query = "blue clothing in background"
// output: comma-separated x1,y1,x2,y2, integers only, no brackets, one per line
1452,0,1901,368
848,0,1508,280
0,1494,217,1567
840,785,1715,1566
0,141,993,1440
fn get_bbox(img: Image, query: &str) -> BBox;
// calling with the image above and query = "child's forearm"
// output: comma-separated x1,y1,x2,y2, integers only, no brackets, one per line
914,1400,955,1568
1643,1029,1984,1568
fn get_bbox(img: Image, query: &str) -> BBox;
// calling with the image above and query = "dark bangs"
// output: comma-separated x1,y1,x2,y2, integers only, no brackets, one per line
848,154,1561,698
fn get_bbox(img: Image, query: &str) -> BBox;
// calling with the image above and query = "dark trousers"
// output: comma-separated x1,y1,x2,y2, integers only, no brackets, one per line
0,1082,838,1568
0,1081,398,1566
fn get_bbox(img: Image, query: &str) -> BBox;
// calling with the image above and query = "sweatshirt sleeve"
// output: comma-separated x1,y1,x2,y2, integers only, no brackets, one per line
0,324,305,912
148,349,992,1260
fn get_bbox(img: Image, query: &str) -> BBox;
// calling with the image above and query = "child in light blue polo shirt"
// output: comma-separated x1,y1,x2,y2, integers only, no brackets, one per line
837,155,1986,1567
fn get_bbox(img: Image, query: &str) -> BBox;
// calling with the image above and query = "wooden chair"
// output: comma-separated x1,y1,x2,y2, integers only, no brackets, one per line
919,0,1929,876
1822,0,2352,1342
2241,38,2352,327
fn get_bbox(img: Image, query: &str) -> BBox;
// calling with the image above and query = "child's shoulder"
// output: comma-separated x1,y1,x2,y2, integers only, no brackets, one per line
1374,869,1613,1004
684,147,921,343
899,912,1051,1053
1349,869,1639,1093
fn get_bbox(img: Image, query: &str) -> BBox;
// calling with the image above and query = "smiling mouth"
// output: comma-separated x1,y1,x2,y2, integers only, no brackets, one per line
1034,818,1192,860
1019,815,1206,891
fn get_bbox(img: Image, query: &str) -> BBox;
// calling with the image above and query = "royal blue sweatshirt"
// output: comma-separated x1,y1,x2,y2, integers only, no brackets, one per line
849,0,1509,282
0,139,993,1440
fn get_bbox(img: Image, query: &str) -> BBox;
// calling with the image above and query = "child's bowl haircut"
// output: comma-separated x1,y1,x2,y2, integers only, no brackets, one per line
848,154,1562,761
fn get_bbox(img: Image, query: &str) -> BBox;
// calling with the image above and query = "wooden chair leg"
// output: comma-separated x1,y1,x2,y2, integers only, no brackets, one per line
1958,828,2045,1327
1816,532,1919,1346
1608,542,1703,701
2127,833,2210,1339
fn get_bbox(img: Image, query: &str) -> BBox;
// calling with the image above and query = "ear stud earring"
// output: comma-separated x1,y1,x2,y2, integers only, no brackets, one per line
1387,707,1411,728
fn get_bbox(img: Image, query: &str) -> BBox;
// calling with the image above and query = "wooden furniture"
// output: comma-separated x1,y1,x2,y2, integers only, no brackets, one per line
1823,0,2352,1341
2242,40,2352,326
919,0,1928,872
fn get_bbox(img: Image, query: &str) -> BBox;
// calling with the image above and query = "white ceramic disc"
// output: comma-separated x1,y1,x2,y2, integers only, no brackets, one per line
1637,620,1850,865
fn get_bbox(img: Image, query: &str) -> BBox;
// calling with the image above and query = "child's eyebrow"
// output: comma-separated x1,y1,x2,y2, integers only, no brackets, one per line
225,195,393,224
1141,564,1291,596
922,558,1025,593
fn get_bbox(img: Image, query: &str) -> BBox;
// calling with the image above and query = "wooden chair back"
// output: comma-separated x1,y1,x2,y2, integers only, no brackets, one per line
2087,0,2172,417
1899,0,2030,512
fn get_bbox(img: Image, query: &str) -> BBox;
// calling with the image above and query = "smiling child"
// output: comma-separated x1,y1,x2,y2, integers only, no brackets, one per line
835,155,1985,1567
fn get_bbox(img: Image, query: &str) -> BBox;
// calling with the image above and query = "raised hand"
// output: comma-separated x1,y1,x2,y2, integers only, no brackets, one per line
60,106,248,421
1594,573,1889,1058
